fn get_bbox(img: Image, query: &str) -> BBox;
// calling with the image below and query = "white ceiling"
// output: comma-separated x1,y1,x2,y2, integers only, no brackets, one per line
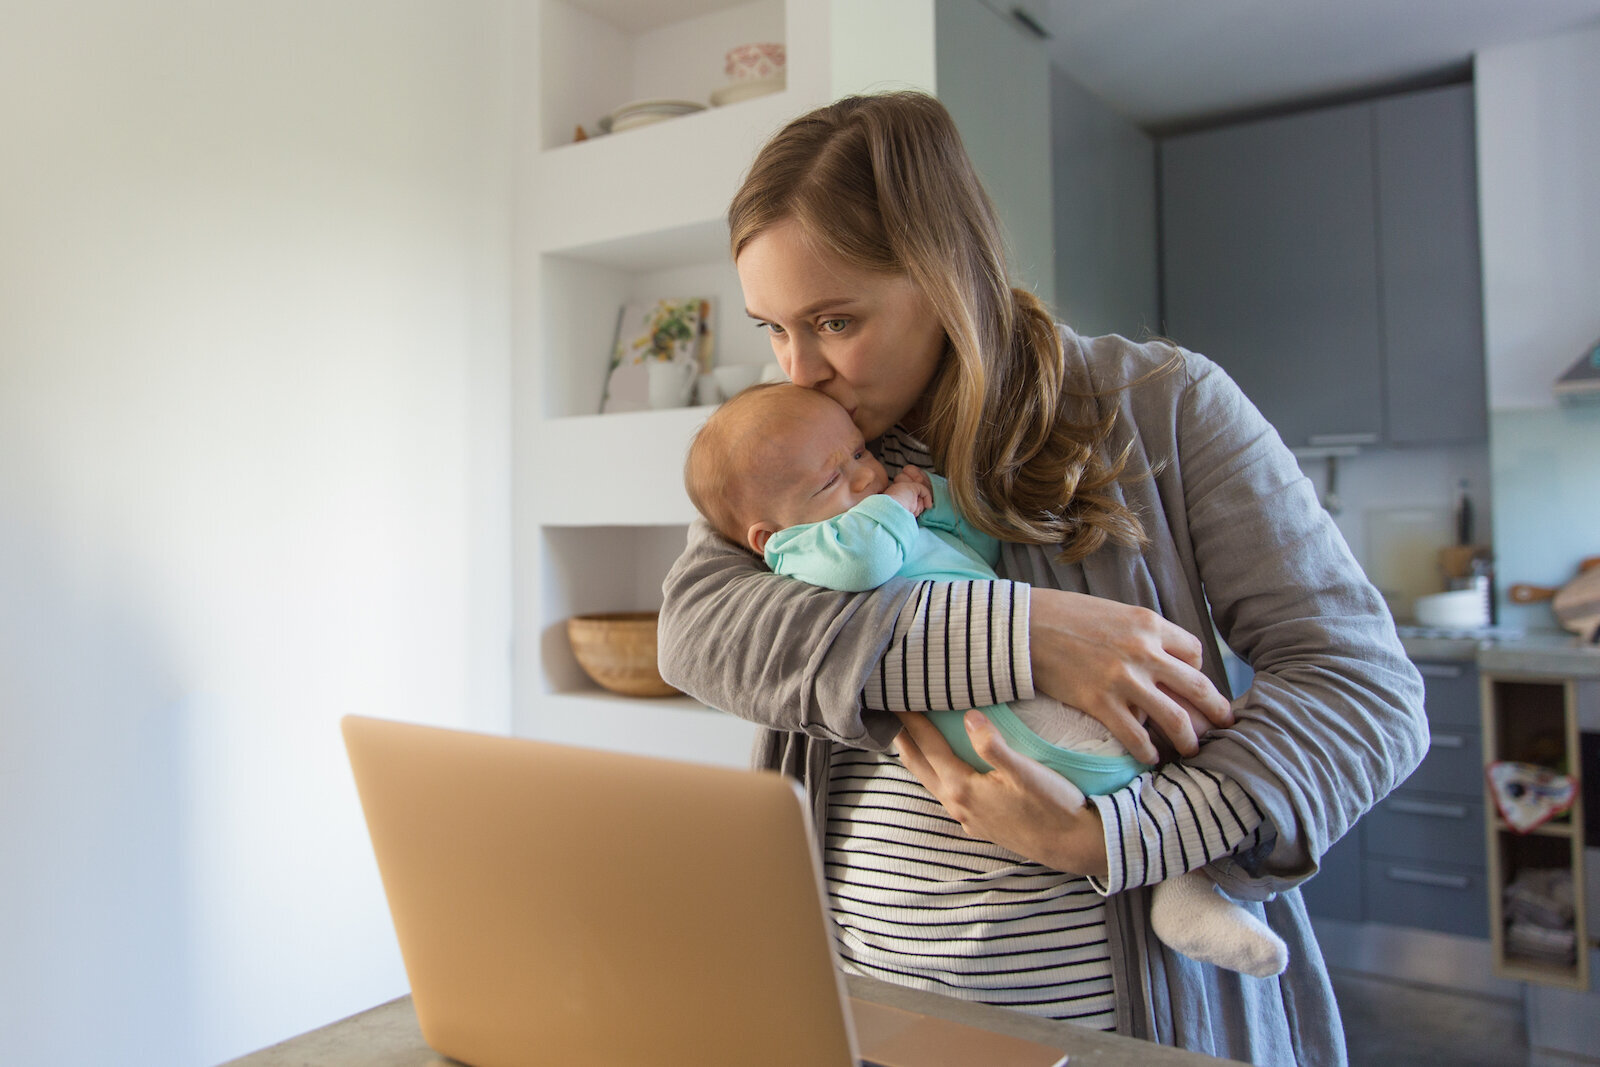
1038,0,1600,129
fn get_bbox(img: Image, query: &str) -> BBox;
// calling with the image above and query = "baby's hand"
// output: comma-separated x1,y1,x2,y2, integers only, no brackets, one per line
885,465,934,517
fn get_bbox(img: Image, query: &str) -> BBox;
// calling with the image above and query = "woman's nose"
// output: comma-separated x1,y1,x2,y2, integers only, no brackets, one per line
783,337,831,388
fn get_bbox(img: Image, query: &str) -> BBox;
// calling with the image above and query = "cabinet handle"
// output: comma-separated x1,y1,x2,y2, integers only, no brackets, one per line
1428,733,1466,749
1307,433,1380,447
1384,866,1472,890
1386,798,1470,819
1415,663,1464,679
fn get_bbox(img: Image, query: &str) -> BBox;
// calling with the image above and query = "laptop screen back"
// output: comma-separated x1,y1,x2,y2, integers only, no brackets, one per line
342,715,859,1066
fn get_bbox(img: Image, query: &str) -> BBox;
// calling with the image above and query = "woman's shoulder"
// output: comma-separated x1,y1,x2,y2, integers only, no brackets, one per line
1055,323,1214,392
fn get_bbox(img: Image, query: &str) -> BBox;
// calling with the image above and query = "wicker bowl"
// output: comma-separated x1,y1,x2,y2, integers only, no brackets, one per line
566,611,681,698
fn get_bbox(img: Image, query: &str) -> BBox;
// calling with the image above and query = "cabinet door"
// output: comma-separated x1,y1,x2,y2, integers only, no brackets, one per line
1301,825,1365,922
1160,104,1384,450
1375,85,1488,445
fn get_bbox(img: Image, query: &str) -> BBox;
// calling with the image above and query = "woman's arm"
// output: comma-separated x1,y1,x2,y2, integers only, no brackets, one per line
658,518,919,750
1175,352,1428,893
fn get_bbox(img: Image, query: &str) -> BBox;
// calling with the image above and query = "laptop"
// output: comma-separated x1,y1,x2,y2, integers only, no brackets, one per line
342,715,1070,1067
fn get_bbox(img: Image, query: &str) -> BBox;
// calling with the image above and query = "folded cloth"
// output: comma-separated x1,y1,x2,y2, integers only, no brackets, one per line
1506,919,1576,963
1504,867,1575,929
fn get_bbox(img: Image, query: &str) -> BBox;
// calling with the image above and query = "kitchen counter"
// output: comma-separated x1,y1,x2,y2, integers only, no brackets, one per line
223,973,1244,1066
1400,628,1600,677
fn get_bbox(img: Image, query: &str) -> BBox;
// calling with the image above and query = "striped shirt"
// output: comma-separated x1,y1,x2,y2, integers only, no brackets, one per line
828,427,1267,1025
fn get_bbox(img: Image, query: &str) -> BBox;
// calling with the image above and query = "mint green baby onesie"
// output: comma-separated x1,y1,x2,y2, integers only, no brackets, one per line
763,473,1148,795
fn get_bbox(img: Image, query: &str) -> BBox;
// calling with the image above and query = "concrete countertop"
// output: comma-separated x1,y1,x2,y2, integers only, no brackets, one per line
224,974,1243,1066
1400,628,1600,678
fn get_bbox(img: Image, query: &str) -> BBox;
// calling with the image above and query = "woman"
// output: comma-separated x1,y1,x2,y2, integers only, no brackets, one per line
658,92,1425,1064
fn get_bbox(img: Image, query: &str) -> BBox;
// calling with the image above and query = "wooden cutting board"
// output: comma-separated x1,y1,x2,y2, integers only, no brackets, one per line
1510,556,1600,642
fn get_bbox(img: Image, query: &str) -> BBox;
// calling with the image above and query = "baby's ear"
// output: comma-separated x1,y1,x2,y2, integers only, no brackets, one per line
747,522,777,556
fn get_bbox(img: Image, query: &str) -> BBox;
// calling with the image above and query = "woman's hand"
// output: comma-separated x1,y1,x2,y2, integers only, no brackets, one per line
1028,587,1233,765
895,710,1109,878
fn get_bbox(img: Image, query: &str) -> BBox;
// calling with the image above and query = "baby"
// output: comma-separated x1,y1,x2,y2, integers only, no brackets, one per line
685,381,1288,979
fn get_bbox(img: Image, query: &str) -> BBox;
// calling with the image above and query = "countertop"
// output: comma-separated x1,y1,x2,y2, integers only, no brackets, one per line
1399,628,1600,677
223,973,1243,1066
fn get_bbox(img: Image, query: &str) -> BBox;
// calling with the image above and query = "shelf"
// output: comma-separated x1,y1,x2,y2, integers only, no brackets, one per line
535,0,788,152
1494,818,1576,838
1494,955,1587,990
524,689,760,770
536,224,774,421
536,407,714,524
1481,671,1590,991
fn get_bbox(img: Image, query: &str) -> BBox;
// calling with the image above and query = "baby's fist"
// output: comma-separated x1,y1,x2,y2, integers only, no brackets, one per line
886,465,934,517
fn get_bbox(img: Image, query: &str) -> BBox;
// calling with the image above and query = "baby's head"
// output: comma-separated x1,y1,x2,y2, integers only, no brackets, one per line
686,382,890,556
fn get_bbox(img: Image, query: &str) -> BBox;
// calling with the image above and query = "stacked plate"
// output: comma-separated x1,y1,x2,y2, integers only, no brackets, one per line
710,77,784,107
601,99,706,133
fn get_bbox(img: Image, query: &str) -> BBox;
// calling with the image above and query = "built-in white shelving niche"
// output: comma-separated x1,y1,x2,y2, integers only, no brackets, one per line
539,523,692,693
535,690,761,770
534,522,760,769
538,219,773,421
538,0,787,153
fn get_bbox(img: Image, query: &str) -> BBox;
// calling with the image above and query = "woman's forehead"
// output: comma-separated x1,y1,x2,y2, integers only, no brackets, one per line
737,220,902,308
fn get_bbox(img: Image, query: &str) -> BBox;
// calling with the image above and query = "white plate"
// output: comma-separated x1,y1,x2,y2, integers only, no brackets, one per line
710,77,785,107
610,111,685,132
600,98,706,133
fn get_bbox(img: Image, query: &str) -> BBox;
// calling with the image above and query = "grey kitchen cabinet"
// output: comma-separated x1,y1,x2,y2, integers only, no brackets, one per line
1303,658,1490,938
1375,86,1488,446
1159,84,1486,451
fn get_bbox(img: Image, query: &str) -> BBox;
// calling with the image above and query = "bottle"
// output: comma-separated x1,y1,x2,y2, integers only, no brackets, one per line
1454,478,1474,547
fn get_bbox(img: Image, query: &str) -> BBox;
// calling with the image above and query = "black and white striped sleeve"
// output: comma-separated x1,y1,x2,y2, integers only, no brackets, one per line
1086,764,1267,895
860,579,1034,713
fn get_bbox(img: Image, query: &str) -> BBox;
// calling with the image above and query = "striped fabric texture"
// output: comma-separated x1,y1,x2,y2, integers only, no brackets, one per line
833,427,1265,1023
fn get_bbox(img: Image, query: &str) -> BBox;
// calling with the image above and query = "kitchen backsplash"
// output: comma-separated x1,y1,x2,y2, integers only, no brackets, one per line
1295,442,1492,621
1491,403,1600,633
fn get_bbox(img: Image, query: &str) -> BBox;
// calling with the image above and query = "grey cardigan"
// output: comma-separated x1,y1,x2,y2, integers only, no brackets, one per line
658,329,1427,1065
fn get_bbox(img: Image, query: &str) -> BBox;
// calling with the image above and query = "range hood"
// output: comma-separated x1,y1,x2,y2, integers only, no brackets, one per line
1555,336,1600,402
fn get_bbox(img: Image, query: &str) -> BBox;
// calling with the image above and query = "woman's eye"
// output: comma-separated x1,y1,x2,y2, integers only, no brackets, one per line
757,321,785,336
821,319,849,333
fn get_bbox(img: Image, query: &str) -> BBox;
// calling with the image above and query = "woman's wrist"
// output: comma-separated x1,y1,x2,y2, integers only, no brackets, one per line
1048,802,1109,879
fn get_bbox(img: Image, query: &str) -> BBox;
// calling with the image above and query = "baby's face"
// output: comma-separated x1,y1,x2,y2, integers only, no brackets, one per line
763,393,890,532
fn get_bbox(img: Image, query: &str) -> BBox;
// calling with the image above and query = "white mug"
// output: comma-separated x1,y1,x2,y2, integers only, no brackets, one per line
648,359,697,409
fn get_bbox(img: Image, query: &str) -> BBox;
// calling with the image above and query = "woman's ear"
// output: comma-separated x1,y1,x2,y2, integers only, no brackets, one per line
747,522,778,556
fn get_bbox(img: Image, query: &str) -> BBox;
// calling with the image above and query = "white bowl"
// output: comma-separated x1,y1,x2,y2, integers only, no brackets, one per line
1413,589,1489,629
710,76,784,107
725,42,785,81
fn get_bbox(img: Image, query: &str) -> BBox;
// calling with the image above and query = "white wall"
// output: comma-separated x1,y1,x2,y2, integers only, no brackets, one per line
0,3,513,1063
1048,66,1159,337
935,0,1056,301
1475,21,1600,629
1477,20,1600,412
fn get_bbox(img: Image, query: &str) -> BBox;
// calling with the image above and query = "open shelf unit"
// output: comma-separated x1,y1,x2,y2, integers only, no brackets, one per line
1480,673,1591,989
512,1,1053,767
514,0,807,767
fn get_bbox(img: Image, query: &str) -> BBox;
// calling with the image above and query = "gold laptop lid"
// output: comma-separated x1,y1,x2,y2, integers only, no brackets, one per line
342,715,857,1067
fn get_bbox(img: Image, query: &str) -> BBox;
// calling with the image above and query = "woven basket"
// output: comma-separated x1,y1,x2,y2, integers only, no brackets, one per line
565,611,680,698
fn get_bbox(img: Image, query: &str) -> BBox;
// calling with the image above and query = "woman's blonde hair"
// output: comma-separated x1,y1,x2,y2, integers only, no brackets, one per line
728,91,1150,562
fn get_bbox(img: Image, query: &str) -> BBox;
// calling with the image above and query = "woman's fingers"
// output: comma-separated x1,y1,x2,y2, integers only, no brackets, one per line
893,713,943,789
1159,658,1234,725
1077,696,1162,765
963,711,1086,810
1027,588,1235,762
